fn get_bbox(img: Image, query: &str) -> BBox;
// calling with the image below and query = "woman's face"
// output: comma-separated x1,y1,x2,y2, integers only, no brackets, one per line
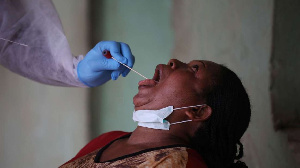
133,59,221,111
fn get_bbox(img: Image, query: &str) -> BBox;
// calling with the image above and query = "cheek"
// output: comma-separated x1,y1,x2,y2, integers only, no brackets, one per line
167,73,195,91
156,74,199,105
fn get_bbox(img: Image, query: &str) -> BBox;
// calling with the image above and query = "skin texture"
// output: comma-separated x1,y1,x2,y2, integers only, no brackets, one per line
100,59,221,162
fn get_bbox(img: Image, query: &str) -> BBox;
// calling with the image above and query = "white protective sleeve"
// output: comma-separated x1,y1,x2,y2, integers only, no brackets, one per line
0,0,87,87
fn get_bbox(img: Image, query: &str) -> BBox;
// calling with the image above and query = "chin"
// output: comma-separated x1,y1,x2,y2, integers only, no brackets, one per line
133,95,146,110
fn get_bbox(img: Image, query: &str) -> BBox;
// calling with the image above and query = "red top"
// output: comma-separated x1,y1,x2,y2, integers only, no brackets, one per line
61,131,207,168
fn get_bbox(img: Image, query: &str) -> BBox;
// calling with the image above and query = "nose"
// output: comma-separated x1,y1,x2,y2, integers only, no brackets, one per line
167,59,185,70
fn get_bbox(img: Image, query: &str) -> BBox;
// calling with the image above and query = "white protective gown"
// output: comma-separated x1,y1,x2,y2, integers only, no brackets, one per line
0,0,86,87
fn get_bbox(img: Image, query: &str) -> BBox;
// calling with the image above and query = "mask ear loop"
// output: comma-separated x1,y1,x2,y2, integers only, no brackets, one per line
170,104,206,125
170,120,192,125
173,104,205,111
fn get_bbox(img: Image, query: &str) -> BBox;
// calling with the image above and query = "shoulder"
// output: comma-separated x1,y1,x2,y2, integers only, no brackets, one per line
62,131,130,165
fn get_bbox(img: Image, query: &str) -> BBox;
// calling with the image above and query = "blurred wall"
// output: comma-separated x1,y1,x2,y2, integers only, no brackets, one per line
90,0,173,136
0,1,89,168
271,0,300,165
271,0,300,129
173,0,297,167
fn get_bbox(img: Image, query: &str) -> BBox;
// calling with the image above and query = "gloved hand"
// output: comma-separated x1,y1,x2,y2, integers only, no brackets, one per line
77,41,135,87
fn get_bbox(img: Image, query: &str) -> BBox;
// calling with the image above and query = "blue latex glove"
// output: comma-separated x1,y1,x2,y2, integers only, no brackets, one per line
77,41,135,87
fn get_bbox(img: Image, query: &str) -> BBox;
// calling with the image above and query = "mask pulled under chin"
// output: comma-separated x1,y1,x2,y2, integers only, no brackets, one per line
132,105,204,130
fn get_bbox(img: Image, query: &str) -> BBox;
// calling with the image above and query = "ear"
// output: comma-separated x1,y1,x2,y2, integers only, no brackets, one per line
185,105,212,121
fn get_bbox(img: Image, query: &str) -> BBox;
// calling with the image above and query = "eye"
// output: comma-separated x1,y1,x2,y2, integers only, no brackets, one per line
191,65,199,72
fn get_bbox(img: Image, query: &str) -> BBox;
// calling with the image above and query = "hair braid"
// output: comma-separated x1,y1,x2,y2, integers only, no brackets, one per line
191,65,251,168
235,141,244,160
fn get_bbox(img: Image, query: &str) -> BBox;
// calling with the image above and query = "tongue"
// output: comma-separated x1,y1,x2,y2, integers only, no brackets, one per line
138,79,157,86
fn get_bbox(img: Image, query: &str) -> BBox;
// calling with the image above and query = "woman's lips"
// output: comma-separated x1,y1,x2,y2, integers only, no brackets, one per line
138,79,157,87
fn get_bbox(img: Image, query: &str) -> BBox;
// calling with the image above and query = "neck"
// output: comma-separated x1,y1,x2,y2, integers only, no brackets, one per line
127,126,190,146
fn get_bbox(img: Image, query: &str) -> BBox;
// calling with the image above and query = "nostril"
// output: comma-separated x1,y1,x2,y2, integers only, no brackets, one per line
168,59,178,69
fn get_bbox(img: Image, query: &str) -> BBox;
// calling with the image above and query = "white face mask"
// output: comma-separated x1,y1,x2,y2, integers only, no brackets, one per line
132,105,205,130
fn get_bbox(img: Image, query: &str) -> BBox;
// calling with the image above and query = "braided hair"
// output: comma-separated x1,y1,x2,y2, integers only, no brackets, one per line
191,65,251,168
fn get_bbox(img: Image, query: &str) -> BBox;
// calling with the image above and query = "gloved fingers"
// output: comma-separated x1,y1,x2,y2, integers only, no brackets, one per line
97,41,127,64
88,58,121,71
119,42,135,77
121,55,135,77
123,56,135,77
122,67,131,77
111,62,128,80
111,71,121,80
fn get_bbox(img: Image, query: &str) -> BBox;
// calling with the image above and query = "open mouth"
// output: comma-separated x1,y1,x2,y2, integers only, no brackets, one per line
138,65,162,87
152,65,161,83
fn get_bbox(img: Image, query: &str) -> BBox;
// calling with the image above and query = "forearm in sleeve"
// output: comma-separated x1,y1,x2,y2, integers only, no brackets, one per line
0,0,87,87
